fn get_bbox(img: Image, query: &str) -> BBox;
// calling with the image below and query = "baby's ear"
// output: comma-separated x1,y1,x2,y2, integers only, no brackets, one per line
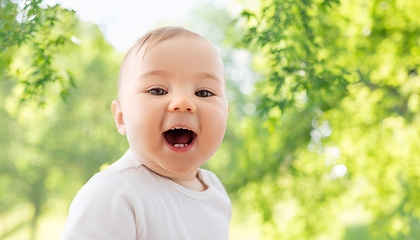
111,100,126,135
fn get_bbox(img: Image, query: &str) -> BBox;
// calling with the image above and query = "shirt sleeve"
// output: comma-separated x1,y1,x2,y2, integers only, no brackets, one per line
60,170,137,240
202,170,232,220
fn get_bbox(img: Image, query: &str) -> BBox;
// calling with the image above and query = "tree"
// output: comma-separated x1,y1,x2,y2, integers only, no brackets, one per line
3,0,420,239
0,0,76,104
229,0,420,238
0,6,127,239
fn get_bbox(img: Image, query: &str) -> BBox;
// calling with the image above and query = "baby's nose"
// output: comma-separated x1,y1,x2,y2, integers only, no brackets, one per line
168,94,196,113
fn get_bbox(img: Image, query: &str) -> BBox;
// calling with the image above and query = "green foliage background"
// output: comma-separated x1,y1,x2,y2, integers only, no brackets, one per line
1,0,420,239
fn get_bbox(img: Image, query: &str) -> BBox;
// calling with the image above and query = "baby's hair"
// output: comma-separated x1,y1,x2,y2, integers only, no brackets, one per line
134,26,202,59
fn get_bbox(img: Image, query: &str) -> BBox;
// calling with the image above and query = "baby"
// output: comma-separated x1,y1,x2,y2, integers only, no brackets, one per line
60,26,231,239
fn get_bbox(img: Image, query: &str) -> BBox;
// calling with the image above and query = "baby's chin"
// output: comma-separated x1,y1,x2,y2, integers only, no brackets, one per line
157,155,207,176
130,147,205,176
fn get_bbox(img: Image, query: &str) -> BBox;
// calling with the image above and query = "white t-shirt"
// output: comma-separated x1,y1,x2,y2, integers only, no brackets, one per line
61,149,231,240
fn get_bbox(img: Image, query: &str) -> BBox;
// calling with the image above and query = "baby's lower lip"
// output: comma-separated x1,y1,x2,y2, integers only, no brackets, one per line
163,136,195,153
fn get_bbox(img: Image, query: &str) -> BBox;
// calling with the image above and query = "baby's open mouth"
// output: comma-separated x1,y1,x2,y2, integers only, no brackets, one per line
163,127,196,148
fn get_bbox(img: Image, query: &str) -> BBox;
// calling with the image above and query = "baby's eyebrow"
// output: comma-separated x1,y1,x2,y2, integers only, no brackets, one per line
195,72,222,83
139,70,170,79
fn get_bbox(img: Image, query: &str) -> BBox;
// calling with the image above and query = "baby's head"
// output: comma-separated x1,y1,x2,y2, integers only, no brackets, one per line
111,26,229,181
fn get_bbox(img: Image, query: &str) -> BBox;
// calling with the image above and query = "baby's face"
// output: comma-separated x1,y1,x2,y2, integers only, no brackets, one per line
113,36,228,180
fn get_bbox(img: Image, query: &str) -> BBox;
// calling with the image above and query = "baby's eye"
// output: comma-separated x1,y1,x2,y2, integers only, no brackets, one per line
148,88,168,95
195,90,214,97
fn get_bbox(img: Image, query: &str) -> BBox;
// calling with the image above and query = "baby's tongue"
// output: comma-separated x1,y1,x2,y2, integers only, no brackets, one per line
165,130,193,145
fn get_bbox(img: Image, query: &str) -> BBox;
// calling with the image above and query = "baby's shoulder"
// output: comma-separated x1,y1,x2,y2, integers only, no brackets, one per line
199,169,228,193
83,162,150,195
75,152,155,203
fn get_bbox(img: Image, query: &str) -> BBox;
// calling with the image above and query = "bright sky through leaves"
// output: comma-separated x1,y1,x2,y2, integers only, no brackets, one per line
44,0,231,51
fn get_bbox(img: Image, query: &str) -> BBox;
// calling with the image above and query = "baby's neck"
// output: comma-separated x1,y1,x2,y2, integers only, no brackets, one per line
171,174,207,192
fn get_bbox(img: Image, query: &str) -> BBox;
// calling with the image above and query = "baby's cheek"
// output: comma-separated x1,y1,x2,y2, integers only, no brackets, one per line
210,104,228,127
124,112,153,145
203,106,228,144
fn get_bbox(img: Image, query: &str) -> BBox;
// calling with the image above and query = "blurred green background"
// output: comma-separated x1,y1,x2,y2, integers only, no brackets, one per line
1,0,420,239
